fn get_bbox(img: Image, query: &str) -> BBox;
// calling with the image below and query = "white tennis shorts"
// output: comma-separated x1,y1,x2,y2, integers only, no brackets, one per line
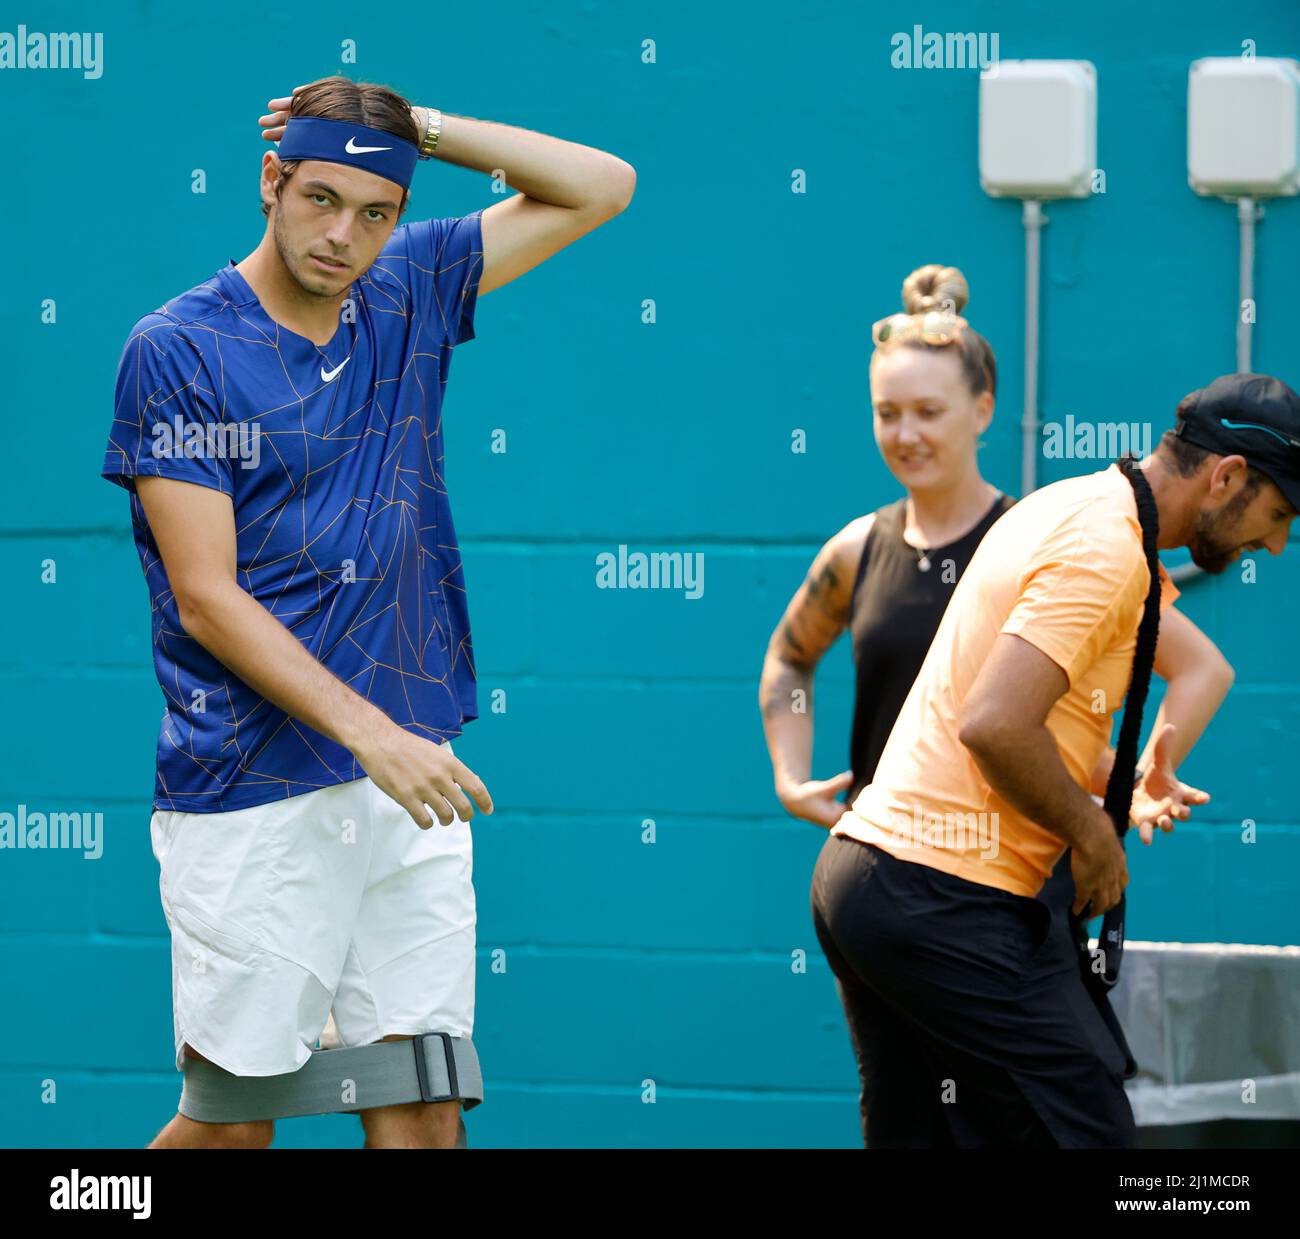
149,744,475,1077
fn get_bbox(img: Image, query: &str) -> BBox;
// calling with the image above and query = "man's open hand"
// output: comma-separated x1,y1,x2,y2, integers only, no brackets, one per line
1130,723,1211,845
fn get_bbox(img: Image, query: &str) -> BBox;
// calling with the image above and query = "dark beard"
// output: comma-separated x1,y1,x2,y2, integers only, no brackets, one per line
1186,489,1253,574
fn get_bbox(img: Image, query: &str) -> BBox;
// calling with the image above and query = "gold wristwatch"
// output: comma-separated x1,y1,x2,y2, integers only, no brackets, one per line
417,107,443,159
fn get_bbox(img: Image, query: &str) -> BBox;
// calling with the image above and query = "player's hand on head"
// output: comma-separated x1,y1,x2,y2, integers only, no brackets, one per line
259,85,308,142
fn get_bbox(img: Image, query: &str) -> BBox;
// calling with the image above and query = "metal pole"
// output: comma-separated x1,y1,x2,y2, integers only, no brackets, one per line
1022,199,1046,496
1237,196,1256,374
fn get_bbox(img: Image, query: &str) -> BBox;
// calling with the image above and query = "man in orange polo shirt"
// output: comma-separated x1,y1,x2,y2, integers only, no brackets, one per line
812,373,1300,1148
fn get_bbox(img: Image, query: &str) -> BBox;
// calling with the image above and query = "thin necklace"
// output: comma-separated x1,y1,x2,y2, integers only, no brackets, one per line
905,502,934,573
908,487,999,573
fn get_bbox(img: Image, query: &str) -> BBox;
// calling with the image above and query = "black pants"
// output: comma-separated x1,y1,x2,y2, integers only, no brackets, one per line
810,832,1137,1148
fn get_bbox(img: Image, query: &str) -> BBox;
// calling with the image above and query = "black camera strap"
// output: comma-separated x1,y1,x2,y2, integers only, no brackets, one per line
1066,455,1163,1075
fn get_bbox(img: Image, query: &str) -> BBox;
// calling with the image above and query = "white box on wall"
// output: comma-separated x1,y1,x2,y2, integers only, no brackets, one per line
1188,57,1300,198
979,60,1097,199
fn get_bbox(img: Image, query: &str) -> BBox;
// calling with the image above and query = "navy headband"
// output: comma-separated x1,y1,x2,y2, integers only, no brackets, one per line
276,116,419,190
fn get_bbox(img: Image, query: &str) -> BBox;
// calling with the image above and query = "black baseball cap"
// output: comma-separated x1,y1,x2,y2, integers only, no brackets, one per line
1172,373,1300,514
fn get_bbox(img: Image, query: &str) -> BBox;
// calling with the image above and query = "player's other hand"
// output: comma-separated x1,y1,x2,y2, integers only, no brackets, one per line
354,722,493,830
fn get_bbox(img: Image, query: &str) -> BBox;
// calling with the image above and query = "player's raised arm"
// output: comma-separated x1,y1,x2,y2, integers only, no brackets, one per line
431,110,635,296
261,90,636,296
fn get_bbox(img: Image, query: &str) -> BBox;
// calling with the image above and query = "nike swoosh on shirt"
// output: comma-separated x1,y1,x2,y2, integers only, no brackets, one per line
345,137,392,153
321,358,351,383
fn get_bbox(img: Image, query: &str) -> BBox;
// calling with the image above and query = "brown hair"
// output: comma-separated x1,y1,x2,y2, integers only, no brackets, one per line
261,75,421,219
872,264,998,399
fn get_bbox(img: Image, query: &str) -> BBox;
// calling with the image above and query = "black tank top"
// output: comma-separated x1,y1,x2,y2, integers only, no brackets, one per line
845,491,1017,807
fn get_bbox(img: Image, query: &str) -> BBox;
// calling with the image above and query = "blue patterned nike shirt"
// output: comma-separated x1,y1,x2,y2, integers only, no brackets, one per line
102,212,485,812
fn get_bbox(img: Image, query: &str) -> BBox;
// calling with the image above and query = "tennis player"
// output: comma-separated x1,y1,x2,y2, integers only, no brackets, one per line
762,266,1239,1145
102,76,634,1149
806,358,1299,1147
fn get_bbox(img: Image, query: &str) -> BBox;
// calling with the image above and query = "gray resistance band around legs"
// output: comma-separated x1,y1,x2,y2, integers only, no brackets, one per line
179,1032,483,1124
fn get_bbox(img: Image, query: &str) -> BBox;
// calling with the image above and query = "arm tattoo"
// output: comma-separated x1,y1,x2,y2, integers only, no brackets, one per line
776,555,850,667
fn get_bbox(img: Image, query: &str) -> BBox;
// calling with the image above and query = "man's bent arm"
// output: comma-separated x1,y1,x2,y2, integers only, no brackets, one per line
959,633,1115,853
1138,606,1234,772
959,633,1128,914
420,108,635,295
427,109,634,210
1086,606,1234,794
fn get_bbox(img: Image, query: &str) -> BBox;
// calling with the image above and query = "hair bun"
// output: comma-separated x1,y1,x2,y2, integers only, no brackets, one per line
901,265,970,316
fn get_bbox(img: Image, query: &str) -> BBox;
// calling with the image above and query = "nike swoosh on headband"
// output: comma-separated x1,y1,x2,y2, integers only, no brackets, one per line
321,358,351,382
1219,418,1300,449
344,137,392,153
